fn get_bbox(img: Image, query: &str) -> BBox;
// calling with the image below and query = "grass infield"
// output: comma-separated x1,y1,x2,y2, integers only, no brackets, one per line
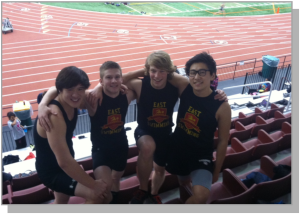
41,2,291,17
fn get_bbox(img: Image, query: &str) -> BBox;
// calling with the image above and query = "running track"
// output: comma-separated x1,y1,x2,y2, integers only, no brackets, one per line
2,3,291,124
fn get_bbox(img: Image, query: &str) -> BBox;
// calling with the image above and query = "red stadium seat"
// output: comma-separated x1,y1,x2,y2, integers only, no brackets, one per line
236,155,291,201
207,169,256,204
269,122,291,140
2,193,10,204
213,137,254,170
2,180,10,195
123,156,138,177
229,121,252,143
77,158,93,171
9,173,42,192
267,103,285,119
127,146,139,159
7,184,54,204
231,108,269,129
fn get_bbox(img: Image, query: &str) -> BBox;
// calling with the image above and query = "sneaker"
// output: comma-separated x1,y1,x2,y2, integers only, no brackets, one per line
30,144,36,151
130,189,149,204
148,194,162,204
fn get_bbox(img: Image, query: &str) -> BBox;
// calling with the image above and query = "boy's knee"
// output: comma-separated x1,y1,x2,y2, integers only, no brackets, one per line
139,140,156,158
193,193,209,204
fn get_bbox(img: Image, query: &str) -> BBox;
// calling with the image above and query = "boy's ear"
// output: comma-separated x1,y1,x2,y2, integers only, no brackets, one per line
211,73,216,81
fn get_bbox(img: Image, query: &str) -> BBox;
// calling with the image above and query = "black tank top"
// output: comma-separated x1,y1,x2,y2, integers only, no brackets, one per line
137,76,178,138
172,84,224,158
90,91,128,148
35,100,77,173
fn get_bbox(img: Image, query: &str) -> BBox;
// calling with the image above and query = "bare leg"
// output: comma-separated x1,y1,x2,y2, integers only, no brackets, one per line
53,191,70,204
151,163,165,195
185,185,210,204
111,170,124,192
136,135,156,191
74,181,104,204
93,165,113,204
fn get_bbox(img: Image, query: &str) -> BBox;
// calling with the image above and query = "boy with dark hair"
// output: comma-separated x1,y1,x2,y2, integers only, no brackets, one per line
165,52,231,203
35,66,109,204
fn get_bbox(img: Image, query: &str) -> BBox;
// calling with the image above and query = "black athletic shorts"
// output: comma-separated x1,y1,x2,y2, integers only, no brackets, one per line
165,145,214,176
92,142,128,172
15,136,27,150
37,169,78,196
134,126,171,167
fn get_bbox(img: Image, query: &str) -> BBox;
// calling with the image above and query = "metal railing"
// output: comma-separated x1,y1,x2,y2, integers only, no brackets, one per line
242,64,291,94
223,81,273,111
2,99,180,153
216,55,291,81
2,54,291,125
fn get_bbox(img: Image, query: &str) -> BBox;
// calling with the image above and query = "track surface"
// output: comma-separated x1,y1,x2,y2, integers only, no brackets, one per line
2,3,291,124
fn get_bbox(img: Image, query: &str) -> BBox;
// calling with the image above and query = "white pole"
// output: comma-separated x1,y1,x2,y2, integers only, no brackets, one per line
223,81,273,111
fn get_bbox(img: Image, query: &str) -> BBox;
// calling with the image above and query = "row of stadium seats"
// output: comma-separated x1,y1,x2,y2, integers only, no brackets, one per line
167,155,291,204
2,108,291,204
214,110,291,147
230,104,285,129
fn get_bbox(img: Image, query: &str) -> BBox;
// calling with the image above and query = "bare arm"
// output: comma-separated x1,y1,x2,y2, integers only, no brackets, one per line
168,73,189,97
126,89,137,104
122,68,145,84
124,78,142,102
214,89,228,102
213,102,231,183
38,86,58,131
11,118,17,126
45,105,107,197
88,83,128,107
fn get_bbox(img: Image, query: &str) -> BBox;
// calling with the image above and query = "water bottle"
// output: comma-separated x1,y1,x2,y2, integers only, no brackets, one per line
24,125,27,133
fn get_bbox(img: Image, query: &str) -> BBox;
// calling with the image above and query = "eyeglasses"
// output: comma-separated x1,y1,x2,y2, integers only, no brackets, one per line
188,69,210,77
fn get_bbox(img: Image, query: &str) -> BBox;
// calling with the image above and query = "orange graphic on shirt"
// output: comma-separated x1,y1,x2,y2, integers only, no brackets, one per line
147,108,169,123
102,114,124,130
180,112,200,133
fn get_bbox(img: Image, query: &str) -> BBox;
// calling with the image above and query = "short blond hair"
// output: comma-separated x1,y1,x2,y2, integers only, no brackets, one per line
144,51,176,80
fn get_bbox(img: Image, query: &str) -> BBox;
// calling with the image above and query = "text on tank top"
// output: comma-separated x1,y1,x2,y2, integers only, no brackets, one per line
90,91,129,147
137,76,178,137
173,84,224,156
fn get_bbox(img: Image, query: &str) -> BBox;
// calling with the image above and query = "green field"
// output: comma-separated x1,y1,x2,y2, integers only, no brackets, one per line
41,2,291,17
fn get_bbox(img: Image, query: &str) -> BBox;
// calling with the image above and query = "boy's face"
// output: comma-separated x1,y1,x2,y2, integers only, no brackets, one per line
149,65,168,89
9,116,15,121
100,68,122,95
61,84,86,109
189,62,215,92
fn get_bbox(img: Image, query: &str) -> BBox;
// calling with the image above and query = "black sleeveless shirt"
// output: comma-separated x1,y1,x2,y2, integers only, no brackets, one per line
90,91,129,149
137,76,178,138
172,84,224,158
35,100,77,173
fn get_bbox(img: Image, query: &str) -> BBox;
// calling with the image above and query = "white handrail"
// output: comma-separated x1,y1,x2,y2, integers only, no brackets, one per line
223,81,273,110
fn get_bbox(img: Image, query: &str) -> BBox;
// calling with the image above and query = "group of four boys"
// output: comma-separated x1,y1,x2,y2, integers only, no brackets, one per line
35,50,231,204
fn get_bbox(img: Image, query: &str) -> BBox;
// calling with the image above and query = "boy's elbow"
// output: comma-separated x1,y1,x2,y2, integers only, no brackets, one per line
57,157,72,169
58,161,68,169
